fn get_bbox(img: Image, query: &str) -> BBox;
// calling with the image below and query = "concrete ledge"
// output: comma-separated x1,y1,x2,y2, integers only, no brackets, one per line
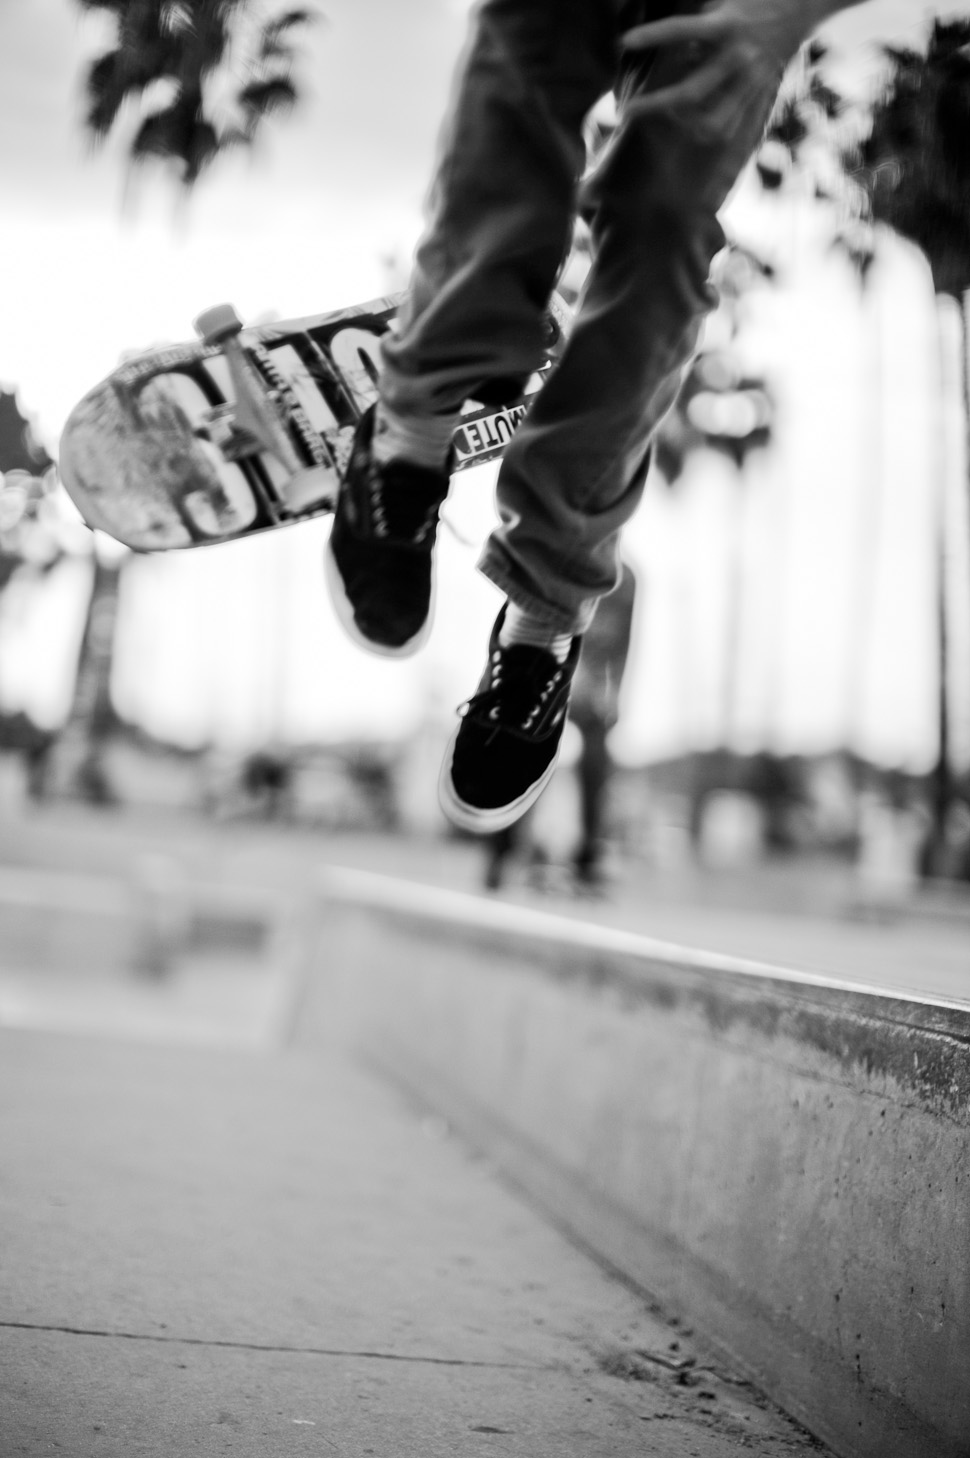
317,866,970,1458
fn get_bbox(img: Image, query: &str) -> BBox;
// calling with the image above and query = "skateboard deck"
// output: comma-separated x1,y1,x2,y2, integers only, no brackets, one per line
59,293,569,553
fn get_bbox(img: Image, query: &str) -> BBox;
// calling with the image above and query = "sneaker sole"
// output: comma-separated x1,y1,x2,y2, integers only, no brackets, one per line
437,724,561,835
324,534,434,660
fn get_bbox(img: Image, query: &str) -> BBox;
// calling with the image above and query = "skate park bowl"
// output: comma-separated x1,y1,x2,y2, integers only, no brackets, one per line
314,865,970,1458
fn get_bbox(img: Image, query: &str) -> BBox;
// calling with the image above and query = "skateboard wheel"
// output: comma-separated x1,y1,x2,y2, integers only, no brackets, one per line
194,303,243,344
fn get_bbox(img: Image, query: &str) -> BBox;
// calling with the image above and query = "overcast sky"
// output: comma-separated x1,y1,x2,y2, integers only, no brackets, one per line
0,0,963,440
0,0,968,776
0,0,478,438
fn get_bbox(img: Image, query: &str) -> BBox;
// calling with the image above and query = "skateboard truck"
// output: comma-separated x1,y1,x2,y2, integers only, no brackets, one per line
194,304,335,513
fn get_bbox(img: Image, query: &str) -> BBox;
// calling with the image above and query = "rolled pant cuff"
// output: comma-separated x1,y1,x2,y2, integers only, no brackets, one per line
477,547,595,637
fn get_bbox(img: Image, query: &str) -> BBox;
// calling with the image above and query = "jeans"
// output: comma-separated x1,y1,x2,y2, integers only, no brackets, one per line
381,0,783,633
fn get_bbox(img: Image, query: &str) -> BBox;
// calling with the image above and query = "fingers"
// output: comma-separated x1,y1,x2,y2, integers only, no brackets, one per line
621,12,727,54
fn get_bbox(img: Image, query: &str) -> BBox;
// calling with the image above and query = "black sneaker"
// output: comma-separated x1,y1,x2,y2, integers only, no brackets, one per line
325,405,451,657
439,608,581,833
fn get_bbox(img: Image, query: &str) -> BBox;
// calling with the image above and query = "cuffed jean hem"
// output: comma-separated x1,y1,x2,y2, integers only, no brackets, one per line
478,544,597,636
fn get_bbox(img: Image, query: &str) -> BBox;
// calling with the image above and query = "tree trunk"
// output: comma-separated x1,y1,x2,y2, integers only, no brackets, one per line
932,503,951,873
721,468,747,748
845,275,884,757
927,297,957,873
66,554,123,804
961,290,970,598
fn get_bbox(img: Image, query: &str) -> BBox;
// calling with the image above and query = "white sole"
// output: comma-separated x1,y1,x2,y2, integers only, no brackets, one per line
324,536,434,660
437,723,561,835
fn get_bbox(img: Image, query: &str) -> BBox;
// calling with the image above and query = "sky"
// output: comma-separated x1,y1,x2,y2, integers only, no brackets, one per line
0,0,969,775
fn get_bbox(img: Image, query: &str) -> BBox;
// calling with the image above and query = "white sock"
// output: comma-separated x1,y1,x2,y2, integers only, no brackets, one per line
373,401,457,470
499,602,573,663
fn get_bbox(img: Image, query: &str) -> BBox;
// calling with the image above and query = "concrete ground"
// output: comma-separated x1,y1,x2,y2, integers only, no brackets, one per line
2,1026,831,1457
1,800,964,1455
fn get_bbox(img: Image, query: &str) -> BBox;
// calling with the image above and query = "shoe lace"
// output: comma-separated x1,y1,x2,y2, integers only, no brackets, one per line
462,646,565,738
370,461,446,545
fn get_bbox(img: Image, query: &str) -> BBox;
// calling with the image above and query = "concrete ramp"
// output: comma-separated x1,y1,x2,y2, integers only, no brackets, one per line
317,866,970,1458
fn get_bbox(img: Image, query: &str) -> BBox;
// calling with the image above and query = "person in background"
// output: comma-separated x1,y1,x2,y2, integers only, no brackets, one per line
569,557,637,887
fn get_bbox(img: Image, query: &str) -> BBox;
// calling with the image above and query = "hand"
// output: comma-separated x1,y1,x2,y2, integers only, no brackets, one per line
621,0,822,139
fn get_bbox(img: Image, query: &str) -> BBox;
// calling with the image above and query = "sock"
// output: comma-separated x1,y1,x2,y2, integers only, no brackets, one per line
373,400,457,471
499,602,573,663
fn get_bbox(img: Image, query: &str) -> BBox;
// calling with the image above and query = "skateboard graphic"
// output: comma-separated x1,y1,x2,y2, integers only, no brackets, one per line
59,294,569,553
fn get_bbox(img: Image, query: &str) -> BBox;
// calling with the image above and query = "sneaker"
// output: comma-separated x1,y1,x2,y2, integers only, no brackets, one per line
325,405,451,657
439,607,581,833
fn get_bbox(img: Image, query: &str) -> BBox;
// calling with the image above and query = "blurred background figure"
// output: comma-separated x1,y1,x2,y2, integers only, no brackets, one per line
483,559,638,895
240,747,295,822
567,559,639,889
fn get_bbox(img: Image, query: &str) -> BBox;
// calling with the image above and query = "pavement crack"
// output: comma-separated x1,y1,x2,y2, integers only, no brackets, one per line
0,1319,546,1371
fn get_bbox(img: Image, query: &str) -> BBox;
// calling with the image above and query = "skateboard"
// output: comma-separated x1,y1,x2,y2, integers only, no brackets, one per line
59,293,569,553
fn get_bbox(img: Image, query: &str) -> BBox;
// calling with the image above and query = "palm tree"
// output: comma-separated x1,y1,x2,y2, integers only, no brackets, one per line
61,3,315,795
654,241,775,743
759,23,970,870
827,232,887,767
842,21,970,872
75,0,315,185
848,23,970,302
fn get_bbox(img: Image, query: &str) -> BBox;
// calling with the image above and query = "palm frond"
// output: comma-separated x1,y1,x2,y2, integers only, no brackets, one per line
129,101,190,159
807,72,843,121
131,102,218,183
830,232,876,285
850,18,970,295
766,95,809,156
74,0,316,187
238,75,297,122
258,6,314,58
84,50,128,138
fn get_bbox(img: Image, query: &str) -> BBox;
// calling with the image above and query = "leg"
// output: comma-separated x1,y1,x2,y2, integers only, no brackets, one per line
326,0,616,657
479,32,786,631
380,0,616,424
573,717,612,883
441,30,784,832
